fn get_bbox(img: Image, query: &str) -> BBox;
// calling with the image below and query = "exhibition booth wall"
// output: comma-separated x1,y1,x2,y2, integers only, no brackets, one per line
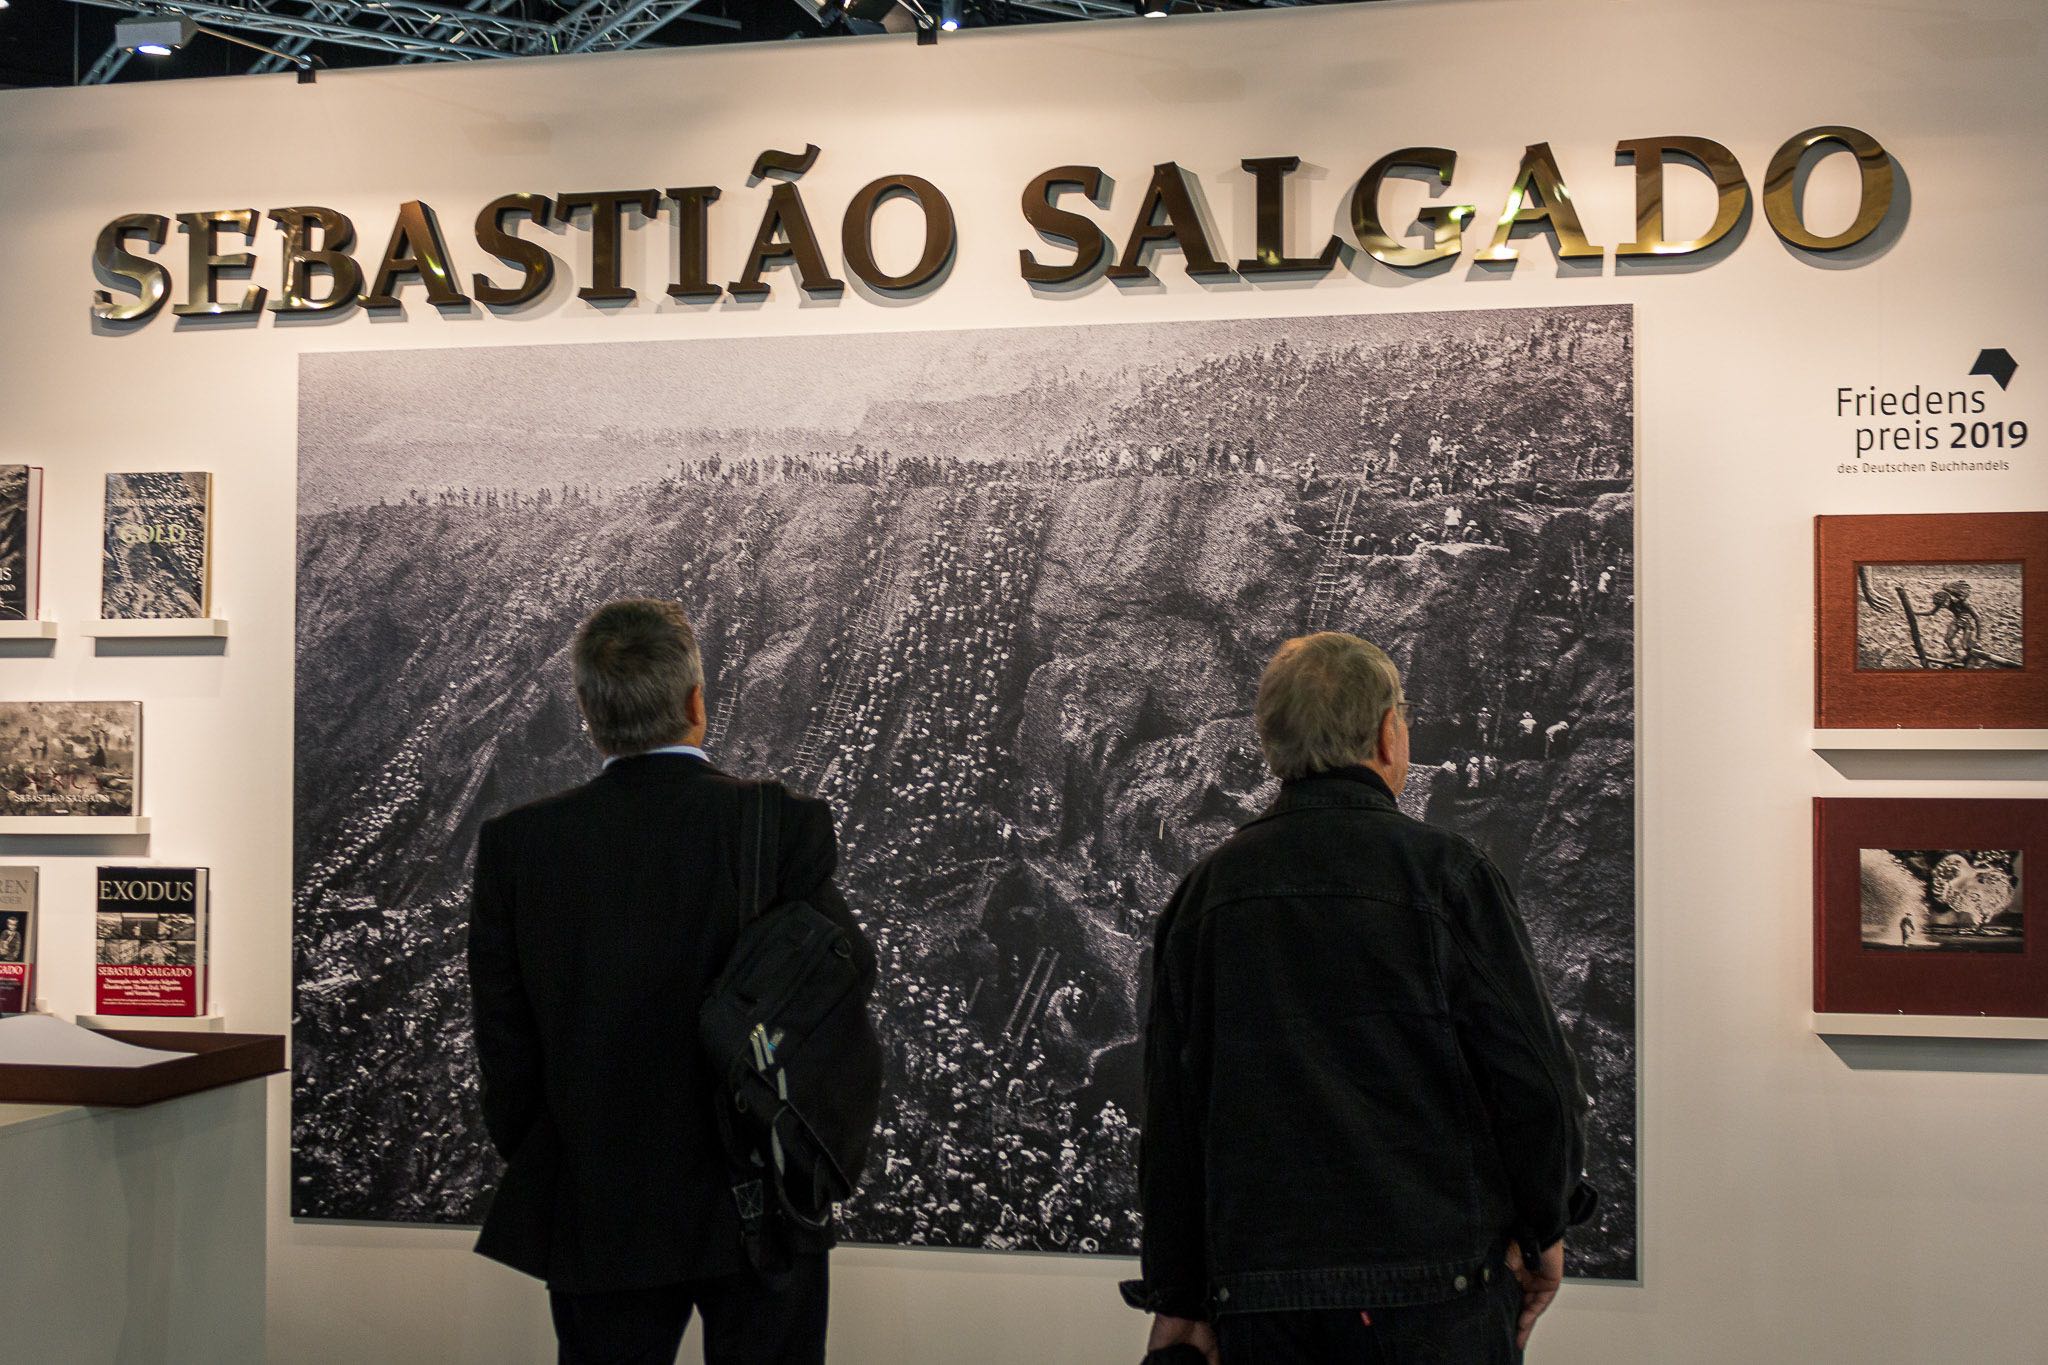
1,0,2043,1359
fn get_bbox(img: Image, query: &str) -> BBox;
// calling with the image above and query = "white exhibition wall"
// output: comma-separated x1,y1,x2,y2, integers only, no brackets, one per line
2,0,2044,1360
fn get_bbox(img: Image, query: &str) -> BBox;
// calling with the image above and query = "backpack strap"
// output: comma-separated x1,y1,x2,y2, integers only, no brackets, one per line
730,778,787,1274
743,779,782,923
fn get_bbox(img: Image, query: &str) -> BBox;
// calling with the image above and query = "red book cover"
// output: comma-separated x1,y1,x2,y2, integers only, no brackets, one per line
0,866,34,1012
94,866,209,1016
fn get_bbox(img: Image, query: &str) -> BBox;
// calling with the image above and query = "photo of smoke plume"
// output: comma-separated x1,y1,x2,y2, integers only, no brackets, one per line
292,305,1638,1277
1856,561,2024,670
1861,848,2023,952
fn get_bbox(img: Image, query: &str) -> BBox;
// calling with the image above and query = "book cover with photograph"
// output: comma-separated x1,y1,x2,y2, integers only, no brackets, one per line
102,471,212,619
0,867,35,1013
95,866,210,1016
0,701,142,817
0,464,43,621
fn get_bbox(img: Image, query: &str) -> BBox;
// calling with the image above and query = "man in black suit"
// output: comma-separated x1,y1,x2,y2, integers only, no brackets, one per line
469,597,872,1365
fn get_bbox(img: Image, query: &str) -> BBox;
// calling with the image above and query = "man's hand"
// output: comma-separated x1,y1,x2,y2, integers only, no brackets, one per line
1504,1239,1565,1350
1146,1313,1219,1364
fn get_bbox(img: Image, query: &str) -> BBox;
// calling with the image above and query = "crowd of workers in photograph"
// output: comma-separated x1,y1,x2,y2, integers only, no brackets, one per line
787,484,1045,877
732,481,1153,1251
292,890,497,1220
846,962,1139,1254
379,311,1628,528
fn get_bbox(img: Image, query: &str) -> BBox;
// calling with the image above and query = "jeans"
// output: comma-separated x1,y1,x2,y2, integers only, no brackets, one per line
547,1255,829,1365
1215,1258,1523,1365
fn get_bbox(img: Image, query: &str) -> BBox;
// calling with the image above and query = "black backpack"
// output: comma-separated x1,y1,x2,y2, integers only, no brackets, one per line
699,781,883,1270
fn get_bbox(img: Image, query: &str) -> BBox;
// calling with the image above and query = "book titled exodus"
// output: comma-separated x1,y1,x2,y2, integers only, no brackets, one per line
0,867,35,1013
0,465,44,621
0,701,142,818
102,471,213,619
95,866,210,1017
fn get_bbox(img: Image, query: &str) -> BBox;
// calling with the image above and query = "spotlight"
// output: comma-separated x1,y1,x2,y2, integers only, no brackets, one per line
940,0,961,30
117,14,318,79
116,15,199,54
1138,0,1169,15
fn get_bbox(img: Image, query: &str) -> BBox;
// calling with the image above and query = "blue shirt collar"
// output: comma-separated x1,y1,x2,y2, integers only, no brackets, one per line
602,744,709,770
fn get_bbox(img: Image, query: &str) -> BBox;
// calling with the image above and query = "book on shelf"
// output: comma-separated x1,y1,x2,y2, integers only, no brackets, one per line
0,867,35,1013
102,471,213,619
0,465,43,621
94,866,210,1017
0,701,142,818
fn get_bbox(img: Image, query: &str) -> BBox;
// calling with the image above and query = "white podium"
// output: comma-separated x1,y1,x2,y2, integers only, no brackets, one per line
0,1079,267,1364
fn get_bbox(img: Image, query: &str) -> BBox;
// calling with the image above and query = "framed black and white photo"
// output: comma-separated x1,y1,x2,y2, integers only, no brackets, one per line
291,306,1641,1278
1817,799,2047,1020
1816,512,2048,729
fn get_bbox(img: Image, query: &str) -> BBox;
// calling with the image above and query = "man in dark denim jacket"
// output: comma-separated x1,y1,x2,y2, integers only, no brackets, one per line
1124,632,1596,1364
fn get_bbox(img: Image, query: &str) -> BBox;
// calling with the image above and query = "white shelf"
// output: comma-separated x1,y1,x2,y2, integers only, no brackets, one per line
77,1012,226,1034
1812,1012,2048,1041
0,816,150,835
1812,729,2048,752
84,618,228,639
0,620,58,639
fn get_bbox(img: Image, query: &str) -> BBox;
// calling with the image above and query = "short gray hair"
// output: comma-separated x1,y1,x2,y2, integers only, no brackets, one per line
1255,632,1402,780
572,599,704,757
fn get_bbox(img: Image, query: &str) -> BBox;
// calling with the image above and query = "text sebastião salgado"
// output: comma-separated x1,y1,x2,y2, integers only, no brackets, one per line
91,127,1896,326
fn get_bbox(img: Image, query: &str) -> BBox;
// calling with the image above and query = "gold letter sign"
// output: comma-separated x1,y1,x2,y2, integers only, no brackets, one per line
1614,137,1749,258
1478,143,1603,263
1762,125,1896,252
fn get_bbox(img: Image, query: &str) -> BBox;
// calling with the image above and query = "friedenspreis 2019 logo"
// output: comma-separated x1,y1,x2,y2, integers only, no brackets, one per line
1835,350,2027,476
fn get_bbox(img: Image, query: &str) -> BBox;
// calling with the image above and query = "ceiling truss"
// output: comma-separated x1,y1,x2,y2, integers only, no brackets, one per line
68,0,1304,85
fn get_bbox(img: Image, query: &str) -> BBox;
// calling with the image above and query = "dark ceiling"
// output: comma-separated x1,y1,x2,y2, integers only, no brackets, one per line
0,0,1346,90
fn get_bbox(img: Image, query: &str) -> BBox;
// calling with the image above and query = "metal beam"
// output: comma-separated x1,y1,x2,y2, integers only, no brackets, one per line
555,0,707,53
69,0,1315,85
565,0,669,52
82,39,137,84
247,0,541,72
70,0,526,59
1003,0,1144,18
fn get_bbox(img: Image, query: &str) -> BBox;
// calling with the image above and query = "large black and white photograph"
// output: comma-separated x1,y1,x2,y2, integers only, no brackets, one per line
1861,848,2024,952
0,700,140,817
1855,561,2024,670
291,305,1639,1278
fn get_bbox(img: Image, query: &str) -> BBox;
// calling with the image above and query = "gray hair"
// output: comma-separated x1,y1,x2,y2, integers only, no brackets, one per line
1255,632,1402,780
572,598,704,756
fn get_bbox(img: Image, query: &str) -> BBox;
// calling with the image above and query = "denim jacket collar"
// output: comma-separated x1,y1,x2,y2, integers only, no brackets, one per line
1253,765,1399,824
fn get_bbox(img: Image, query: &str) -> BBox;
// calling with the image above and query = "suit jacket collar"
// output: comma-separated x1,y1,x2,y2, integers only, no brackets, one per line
596,751,721,784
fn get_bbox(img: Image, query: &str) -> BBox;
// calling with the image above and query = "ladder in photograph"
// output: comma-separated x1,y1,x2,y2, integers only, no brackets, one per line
789,548,896,781
1002,947,1061,1058
704,685,742,751
705,541,758,751
1305,482,1362,632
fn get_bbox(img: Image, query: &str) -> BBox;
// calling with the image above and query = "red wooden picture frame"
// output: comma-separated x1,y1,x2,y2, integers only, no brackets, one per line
1814,798,2044,1018
1814,511,2048,728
